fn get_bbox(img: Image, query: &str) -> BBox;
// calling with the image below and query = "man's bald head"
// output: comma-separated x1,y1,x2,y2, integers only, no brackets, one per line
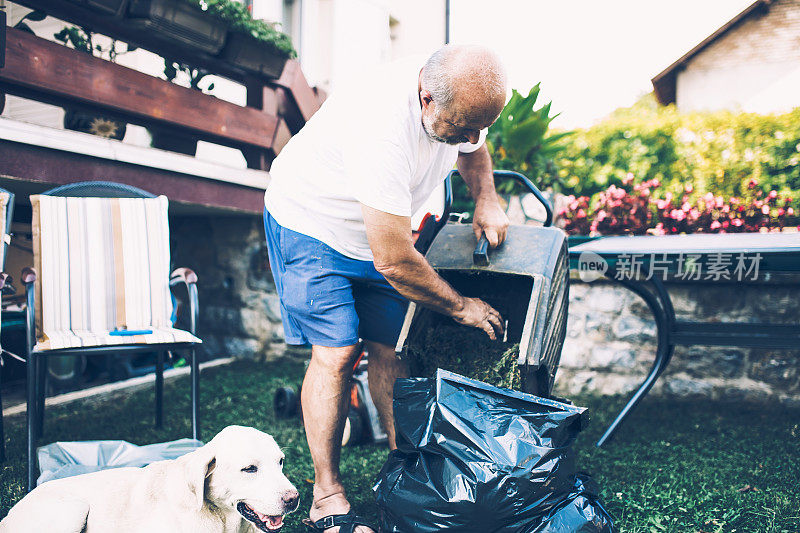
421,44,507,124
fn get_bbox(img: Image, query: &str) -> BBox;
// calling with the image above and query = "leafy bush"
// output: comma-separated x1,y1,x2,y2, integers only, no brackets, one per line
559,176,798,235
557,95,800,203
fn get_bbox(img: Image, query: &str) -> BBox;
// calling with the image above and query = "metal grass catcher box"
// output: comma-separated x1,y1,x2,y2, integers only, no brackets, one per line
396,223,569,397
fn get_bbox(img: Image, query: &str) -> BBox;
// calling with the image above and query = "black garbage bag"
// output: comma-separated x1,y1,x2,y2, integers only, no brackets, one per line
536,474,614,532
373,370,614,533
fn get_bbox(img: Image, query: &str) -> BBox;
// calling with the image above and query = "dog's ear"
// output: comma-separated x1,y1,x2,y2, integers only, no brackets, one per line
179,445,217,510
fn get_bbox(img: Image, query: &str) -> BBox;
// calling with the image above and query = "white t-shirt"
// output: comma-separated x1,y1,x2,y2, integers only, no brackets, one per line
264,55,487,261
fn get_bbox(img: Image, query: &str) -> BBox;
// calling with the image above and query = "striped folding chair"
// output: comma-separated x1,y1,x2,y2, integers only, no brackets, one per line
23,182,201,491
0,187,15,463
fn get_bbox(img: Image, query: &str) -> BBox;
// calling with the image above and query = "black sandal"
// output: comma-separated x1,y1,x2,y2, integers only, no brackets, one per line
302,511,377,533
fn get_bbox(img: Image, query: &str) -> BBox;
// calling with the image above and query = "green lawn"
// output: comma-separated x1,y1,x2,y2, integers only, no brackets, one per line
1,359,799,532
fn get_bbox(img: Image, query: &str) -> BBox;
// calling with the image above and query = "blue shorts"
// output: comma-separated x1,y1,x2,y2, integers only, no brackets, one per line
263,209,409,348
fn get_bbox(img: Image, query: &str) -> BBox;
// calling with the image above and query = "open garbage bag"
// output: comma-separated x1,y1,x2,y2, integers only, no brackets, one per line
37,438,203,486
373,370,614,532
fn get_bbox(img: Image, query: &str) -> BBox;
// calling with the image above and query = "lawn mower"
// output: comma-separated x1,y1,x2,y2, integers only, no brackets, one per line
273,349,387,446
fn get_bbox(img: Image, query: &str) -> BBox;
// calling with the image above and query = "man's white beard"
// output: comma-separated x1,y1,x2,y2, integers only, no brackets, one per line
422,111,462,145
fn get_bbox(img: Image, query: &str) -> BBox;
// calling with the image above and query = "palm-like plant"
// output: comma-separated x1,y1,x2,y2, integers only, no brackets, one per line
486,84,573,194
452,84,572,215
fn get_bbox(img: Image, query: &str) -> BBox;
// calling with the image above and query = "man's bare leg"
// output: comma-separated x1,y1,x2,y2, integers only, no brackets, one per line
364,340,409,450
303,343,374,533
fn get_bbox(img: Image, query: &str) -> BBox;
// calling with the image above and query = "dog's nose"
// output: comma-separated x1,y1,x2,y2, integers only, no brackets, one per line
282,489,300,510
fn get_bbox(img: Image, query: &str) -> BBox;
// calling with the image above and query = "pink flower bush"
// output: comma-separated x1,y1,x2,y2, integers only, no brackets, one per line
558,178,798,235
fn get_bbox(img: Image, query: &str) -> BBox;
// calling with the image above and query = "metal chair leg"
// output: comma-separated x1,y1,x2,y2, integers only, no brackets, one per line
0,359,5,463
155,351,164,428
35,355,46,439
27,353,37,492
23,269,38,492
191,349,200,441
596,279,675,447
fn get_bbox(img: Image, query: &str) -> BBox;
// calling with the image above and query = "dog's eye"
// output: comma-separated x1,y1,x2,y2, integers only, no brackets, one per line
241,465,258,473
279,458,284,467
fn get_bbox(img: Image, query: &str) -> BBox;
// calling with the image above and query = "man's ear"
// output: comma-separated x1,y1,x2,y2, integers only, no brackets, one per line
180,445,217,510
420,89,433,109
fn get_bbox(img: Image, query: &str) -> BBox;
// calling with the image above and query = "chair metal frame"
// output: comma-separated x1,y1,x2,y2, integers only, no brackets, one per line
23,181,200,491
0,187,16,463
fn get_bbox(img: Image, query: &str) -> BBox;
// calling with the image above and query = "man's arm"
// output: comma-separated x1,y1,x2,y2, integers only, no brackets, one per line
457,144,509,247
361,204,504,340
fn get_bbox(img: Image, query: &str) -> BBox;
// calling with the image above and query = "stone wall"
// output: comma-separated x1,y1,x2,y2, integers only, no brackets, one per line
169,214,285,361
555,278,800,406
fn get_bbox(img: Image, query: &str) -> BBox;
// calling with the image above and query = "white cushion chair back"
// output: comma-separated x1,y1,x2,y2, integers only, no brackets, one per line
30,195,200,351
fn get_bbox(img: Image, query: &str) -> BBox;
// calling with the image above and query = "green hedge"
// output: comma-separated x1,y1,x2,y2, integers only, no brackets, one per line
554,95,800,202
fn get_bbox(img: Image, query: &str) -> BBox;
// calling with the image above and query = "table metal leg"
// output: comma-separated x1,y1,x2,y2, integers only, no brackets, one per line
650,276,676,370
596,278,675,447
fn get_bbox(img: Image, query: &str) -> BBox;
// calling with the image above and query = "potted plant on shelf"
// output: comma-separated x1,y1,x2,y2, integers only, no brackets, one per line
204,0,295,78
126,0,227,54
53,26,137,140
148,59,215,155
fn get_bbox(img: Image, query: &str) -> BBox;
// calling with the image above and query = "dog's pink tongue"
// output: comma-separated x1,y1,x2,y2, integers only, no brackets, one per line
256,511,283,529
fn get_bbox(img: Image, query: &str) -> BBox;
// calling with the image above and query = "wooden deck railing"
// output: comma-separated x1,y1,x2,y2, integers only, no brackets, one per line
0,0,324,213
1,0,324,166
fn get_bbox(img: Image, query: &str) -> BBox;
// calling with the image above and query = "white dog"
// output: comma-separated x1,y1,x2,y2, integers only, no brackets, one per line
0,425,299,533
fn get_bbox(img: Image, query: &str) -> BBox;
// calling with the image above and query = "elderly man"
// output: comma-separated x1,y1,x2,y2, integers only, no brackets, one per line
263,44,508,532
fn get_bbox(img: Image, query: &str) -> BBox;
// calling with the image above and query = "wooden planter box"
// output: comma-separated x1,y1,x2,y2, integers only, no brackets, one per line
127,0,226,54
221,32,288,79
86,0,128,17
62,0,128,17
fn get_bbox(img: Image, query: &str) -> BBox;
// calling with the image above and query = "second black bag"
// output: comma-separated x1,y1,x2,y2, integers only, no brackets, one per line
373,370,613,532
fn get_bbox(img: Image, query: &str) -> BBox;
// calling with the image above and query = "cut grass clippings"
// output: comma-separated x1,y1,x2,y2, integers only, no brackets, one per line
405,322,522,390
2,358,799,532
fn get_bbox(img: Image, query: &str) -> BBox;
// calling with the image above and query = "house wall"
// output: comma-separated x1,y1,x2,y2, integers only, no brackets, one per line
676,0,800,113
292,0,446,94
388,0,446,61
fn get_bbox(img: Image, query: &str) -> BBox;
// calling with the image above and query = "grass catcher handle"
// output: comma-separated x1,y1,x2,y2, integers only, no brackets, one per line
470,170,553,265
492,170,554,227
473,236,490,266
